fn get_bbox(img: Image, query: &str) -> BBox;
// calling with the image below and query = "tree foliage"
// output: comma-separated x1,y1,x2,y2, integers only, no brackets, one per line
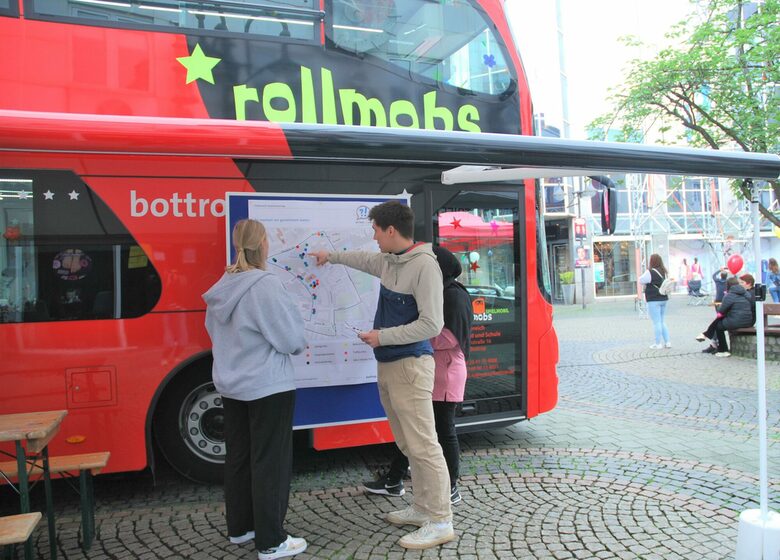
590,0,779,223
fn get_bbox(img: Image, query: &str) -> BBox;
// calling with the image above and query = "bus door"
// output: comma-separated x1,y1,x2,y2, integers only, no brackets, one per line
423,187,526,428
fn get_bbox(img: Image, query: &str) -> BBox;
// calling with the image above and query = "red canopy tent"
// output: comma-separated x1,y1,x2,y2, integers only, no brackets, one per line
437,211,513,252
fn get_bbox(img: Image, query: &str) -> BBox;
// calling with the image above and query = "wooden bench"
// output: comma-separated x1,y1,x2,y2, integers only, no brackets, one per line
729,303,780,359
0,452,109,551
0,512,42,557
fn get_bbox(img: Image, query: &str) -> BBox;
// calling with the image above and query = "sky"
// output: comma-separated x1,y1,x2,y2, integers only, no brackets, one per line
504,0,694,139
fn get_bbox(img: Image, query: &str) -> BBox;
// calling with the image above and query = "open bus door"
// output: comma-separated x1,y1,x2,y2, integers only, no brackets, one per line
426,187,527,429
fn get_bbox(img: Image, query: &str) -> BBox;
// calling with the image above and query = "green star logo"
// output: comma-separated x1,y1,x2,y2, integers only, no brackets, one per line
177,44,221,85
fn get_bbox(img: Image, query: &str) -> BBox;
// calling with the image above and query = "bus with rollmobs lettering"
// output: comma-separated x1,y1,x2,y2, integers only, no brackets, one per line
3,0,777,485
0,0,552,483
3,140,780,489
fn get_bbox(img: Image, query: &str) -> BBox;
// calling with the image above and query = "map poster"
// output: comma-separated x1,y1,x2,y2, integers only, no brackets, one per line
225,193,409,389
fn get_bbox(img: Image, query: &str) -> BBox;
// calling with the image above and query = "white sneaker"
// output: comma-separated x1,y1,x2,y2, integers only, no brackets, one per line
398,521,455,549
664,342,672,348
649,343,663,349
695,333,706,342
386,505,431,527
715,352,731,358
229,531,254,544
257,535,307,559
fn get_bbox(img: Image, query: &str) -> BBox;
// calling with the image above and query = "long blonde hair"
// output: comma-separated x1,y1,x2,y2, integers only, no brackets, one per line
226,219,268,273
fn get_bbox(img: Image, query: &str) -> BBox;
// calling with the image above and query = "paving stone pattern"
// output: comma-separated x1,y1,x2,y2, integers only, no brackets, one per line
3,298,778,559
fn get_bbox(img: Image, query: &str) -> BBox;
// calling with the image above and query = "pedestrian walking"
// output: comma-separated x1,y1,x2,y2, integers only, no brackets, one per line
640,253,672,349
767,258,780,303
363,245,473,505
310,200,454,550
203,219,308,560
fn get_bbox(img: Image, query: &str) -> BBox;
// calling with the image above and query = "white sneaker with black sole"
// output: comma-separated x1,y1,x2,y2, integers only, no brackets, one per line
229,531,254,545
257,535,307,560
363,474,405,497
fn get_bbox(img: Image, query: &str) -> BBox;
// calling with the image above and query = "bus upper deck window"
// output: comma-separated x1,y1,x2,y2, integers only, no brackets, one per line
327,0,514,96
28,0,320,41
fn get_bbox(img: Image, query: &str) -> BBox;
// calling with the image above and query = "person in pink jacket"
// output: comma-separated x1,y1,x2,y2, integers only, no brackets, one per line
363,245,473,505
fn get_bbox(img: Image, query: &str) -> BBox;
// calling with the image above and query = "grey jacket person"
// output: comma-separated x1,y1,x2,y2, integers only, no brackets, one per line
718,284,755,330
203,269,306,401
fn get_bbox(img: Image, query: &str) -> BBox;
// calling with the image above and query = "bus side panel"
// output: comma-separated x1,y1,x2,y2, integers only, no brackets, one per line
522,181,558,419
312,421,395,450
0,18,209,119
0,312,210,474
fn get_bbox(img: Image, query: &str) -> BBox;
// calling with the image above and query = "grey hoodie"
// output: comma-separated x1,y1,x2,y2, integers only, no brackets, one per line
203,269,306,401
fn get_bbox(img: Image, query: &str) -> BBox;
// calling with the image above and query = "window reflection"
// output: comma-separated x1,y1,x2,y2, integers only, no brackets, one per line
328,0,512,95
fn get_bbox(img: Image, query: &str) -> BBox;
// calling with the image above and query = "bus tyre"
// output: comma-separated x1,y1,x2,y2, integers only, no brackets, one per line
154,362,225,483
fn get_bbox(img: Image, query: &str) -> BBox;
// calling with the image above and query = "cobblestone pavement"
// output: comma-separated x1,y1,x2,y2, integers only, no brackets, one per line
3,298,779,559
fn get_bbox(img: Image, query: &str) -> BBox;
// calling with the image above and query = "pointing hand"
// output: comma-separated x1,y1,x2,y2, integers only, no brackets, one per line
309,251,330,266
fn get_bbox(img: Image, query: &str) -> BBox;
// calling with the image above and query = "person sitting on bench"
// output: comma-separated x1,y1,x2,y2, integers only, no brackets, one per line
696,277,754,357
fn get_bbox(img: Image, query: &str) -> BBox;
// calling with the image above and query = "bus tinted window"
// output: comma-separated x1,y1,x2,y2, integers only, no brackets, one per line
0,172,161,324
328,0,512,95
0,0,16,16
29,0,319,41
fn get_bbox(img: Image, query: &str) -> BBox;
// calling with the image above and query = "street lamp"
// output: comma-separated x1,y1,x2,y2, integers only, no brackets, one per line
574,181,598,309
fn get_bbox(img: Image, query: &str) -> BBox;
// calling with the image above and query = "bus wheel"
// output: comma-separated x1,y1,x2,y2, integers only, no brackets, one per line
154,362,225,483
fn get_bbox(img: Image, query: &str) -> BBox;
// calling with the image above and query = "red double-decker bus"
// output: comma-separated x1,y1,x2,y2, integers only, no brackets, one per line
3,1,779,486
0,0,551,482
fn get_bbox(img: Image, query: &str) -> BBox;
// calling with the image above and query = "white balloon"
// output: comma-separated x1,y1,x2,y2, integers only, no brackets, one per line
469,251,480,263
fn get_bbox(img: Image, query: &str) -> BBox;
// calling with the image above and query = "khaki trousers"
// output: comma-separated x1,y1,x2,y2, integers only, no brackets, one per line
377,355,452,522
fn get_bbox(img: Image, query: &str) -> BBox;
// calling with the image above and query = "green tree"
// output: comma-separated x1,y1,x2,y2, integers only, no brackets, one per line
590,0,779,224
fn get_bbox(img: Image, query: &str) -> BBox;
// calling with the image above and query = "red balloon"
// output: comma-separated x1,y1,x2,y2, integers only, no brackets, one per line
727,254,744,275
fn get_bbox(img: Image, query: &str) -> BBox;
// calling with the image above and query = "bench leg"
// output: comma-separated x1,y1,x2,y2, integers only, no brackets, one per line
42,448,57,560
79,470,95,551
15,442,32,560
2,544,15,560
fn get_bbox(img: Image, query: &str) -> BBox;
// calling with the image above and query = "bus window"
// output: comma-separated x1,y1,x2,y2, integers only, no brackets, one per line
434,191,523,416
0,0,17,17
28,0,320,41
0,171,161,323
327,0,513,95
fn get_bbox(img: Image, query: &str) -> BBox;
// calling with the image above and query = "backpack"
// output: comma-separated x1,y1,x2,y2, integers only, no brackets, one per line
653,269,675,296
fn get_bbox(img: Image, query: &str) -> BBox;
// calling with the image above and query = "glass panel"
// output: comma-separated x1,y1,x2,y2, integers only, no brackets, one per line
593,240,638,297
30,0,318,40
434,193,521,412
328,0,512,95
0,171,161,323
543,178,566,213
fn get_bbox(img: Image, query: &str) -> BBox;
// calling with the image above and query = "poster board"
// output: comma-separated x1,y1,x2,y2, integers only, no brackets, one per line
225,192,409,428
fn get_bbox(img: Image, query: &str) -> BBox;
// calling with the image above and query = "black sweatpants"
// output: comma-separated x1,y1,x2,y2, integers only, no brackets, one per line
386,401,460,486
222,390,295,551
703,318,731,352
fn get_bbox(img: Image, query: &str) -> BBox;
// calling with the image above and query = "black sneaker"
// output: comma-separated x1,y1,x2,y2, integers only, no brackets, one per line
450,486,462,505
702,345,718,354
363,474,405,496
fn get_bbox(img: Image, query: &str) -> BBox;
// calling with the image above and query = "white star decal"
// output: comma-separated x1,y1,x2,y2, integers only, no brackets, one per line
43,190,54,200
68,190,80,200
18,191,29,200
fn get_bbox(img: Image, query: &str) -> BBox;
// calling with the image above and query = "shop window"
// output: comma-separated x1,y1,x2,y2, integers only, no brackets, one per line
593,240,638,297
0,171,161,324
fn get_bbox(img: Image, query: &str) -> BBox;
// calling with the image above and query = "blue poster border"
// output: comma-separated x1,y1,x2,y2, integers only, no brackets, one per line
224,192,408,428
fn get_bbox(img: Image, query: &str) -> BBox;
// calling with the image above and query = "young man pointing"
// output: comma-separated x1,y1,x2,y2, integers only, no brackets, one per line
310,200,454,549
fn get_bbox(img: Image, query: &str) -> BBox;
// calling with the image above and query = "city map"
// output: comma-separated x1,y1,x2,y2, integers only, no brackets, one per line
245,194,408,388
